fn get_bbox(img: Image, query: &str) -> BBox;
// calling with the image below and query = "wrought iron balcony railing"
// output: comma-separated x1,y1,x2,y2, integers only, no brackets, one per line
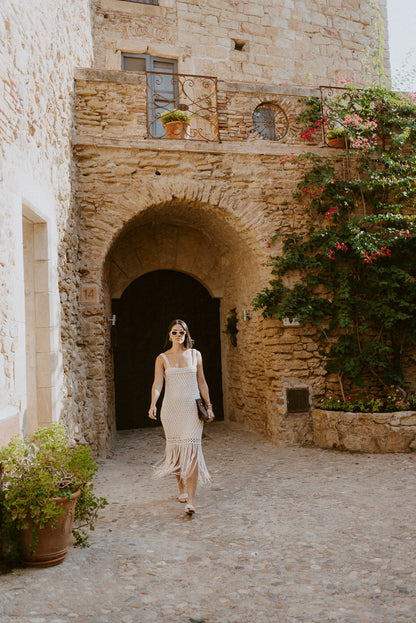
146,71,219,141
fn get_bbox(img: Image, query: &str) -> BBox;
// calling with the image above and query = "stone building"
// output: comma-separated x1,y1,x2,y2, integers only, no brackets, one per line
0,0,390,453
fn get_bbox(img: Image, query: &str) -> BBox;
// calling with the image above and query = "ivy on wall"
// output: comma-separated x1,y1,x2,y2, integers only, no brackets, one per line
253,85,416,400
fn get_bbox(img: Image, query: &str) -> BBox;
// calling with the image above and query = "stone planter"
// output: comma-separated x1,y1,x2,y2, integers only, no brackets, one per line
312,409,416,453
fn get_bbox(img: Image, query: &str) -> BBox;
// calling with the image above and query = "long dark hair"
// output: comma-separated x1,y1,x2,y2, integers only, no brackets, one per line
164,319,194,350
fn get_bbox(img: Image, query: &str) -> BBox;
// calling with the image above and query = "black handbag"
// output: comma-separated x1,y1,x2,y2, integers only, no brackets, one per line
196,398,211,422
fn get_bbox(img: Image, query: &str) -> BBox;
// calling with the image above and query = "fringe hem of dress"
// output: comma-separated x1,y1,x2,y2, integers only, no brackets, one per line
153,440,211,485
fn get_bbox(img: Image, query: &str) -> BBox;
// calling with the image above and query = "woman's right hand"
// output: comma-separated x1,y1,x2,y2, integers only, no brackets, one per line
148,406,157,420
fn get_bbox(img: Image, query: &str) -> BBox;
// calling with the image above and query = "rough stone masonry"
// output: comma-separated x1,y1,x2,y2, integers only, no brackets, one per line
1,0,394,452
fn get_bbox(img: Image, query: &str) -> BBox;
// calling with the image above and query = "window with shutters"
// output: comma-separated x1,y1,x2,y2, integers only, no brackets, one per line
122,54,178,138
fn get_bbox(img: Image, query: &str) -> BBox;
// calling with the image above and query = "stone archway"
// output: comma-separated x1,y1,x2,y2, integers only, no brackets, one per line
112,269,224,430
77,190,273,454
102,207,261,439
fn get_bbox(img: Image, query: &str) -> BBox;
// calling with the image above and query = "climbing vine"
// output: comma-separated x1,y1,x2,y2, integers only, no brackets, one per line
253,85,416,400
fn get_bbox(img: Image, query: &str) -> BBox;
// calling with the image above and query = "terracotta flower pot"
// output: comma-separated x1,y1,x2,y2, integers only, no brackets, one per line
20,490,81,568
163,120,191,139
327,136,347,148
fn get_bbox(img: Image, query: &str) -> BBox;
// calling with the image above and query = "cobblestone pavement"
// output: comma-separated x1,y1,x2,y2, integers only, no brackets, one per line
1,422,416,623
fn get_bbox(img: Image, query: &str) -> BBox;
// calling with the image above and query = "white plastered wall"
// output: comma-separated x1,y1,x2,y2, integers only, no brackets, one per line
0,0,94,444
0,176,63,443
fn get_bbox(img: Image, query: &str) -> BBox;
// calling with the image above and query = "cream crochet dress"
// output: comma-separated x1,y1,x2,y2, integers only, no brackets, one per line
154,349,211,485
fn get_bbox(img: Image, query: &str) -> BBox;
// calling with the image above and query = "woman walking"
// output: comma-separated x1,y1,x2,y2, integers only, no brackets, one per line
148,319,214,514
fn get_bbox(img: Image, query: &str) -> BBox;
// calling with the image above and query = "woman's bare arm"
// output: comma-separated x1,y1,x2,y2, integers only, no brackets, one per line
196,350,215,421
148,355,165,420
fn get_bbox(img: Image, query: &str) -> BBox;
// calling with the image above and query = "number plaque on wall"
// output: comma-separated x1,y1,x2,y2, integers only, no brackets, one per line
80,285,98,303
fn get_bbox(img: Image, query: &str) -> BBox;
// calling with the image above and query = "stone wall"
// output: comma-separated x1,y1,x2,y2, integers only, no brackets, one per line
91,0,389,86
313,409,416,453
1,0,394,453
0,1,93,445
73,69,344,451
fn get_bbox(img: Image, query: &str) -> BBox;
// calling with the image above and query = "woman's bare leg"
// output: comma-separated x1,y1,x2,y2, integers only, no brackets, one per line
176,474,187,498
186,462,198,507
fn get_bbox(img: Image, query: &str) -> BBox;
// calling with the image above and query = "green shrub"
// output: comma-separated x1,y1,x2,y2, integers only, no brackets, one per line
0,423,107,565
157,108,193,124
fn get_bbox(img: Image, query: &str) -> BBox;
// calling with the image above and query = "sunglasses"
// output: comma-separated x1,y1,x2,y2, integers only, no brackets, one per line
170,330,185,336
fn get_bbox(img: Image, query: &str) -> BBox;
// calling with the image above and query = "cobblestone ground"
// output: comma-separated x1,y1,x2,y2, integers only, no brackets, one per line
1,423,416,623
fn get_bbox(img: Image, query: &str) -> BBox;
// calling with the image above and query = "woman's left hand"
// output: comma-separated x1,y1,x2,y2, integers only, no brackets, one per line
207,408,215,422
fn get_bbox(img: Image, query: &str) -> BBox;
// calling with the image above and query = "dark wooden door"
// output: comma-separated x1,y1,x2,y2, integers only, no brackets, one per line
112,270,224,429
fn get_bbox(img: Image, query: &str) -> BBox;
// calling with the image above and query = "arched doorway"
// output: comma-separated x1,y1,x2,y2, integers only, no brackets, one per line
112,270,224,429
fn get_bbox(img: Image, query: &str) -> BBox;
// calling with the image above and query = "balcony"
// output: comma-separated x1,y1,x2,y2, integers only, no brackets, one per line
74,68,321,149
146,71,219,141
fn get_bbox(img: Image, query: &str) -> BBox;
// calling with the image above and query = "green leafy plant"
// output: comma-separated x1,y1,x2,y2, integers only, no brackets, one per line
157,108,193,124
297,96,326,141
361,0,388,86
0,486,22,572
224,308,238,347
320,388,416,413
254,84,416,403
0,423,107,565
321,393,384,413
326,126,347,139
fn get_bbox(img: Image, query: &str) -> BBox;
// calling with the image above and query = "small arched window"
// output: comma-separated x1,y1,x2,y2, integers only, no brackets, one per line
252,102,289,141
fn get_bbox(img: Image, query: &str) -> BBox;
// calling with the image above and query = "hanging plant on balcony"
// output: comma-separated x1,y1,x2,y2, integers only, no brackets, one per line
326,126,348,148
158,109,193,139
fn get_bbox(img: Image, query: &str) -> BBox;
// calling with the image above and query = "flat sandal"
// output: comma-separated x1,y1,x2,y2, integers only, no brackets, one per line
185,503,195,515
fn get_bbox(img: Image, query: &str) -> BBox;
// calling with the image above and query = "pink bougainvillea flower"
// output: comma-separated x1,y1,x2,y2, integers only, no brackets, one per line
324,206,339,217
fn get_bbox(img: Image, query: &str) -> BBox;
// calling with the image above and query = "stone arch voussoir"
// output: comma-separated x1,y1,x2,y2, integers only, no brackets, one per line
82,177,275,281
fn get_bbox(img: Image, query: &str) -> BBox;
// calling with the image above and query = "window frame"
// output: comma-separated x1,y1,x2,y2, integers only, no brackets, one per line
121,54,179,138
121,53,177,73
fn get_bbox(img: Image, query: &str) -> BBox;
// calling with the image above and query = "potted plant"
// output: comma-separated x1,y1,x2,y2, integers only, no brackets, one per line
0,422,107,569
158,108,193,139
326,126,348,148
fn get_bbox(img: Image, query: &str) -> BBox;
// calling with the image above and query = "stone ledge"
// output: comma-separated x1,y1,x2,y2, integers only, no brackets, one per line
218,80,320,98
72,133,337,156
312,409,416,453
75,67,146,85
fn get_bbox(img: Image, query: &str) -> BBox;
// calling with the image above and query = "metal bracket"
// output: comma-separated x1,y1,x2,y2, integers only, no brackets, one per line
106,314,116,326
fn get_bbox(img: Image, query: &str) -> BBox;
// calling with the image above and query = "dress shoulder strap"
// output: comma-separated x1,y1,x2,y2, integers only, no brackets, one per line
160,352,170,367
